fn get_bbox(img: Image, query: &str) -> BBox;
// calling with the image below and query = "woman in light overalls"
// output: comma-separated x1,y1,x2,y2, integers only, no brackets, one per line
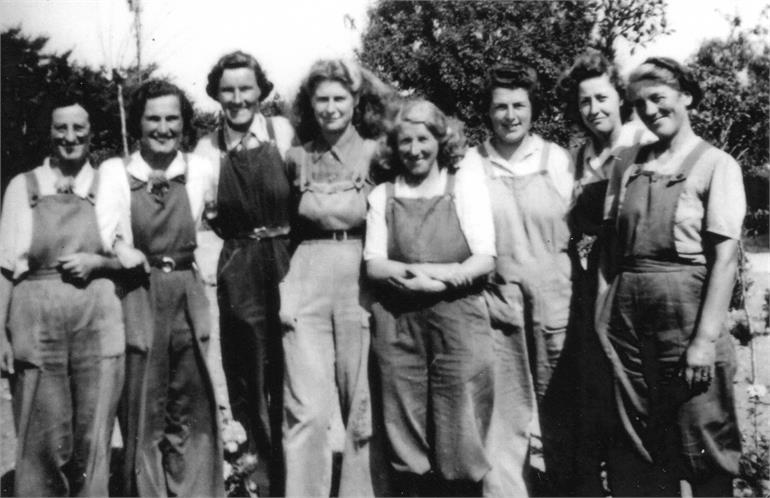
0,94,143,496
110,79,224,497
280,59,391,497
461,61,575,495
598,57,743,497
556,51,655,495
366,99,496,497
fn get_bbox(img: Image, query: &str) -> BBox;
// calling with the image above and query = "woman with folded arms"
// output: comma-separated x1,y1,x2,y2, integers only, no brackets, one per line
366,99,496,497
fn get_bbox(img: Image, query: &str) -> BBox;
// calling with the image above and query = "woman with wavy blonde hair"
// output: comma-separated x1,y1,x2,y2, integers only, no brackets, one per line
279,59,391,497
366,99,497,496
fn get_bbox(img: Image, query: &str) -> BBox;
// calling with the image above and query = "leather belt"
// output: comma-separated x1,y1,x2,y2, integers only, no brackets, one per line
235,225,291,241
148,253,195,273
303,229,363,241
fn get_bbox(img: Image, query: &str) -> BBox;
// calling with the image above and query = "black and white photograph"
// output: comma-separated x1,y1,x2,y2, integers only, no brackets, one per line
0,0,768,496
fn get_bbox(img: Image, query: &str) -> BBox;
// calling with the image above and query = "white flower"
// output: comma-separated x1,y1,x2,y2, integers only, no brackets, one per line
747,383,768,399
223,461,233,480
225,440,239,454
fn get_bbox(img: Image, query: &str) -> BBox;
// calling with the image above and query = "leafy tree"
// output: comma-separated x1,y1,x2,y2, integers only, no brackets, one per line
589,0,671,60
358,0,670,147
687,11,770,220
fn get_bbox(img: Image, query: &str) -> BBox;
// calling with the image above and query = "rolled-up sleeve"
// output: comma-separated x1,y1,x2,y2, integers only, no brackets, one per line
96,158,133,250
454,161,496,257
705,152,746,240
363,184,389,261
0,174,33,277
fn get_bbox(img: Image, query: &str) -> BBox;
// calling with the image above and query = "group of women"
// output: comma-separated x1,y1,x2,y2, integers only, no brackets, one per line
0,47,745,498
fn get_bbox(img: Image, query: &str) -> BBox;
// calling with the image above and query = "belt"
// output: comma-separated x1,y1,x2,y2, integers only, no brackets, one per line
303,229,363,241
234,225,290,241
620,257,705,273
148,252,195,273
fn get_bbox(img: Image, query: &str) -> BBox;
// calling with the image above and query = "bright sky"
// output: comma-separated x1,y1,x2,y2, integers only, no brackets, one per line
1,0,767,112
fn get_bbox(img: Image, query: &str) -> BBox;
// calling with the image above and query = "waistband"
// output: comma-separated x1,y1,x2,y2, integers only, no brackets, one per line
301,228,364,242
148,252,195,273
620,257,706,273
25,268,64,281
231,225,290,241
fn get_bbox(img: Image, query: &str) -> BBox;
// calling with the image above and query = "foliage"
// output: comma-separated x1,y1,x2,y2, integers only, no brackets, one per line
358,0,671,147
588,0,671,61
686,10,770,216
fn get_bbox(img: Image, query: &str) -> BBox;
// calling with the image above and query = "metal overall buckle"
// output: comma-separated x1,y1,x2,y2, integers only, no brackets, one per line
160,256,176,273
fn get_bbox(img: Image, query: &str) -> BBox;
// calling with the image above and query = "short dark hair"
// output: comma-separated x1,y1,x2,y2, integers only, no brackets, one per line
480,60,543,122
127,78,194,140
45,82,92,126
557,50,631,131
206,51,274,102
628,56,703,109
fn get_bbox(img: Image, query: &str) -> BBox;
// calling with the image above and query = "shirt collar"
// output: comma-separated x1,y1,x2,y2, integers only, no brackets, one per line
482,134,543,170
126,150,187,182
41,157,94,198
222,113,269,151
311,126,364,165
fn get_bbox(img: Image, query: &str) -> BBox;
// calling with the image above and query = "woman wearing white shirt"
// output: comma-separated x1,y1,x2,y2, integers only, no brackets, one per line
366,99,496,496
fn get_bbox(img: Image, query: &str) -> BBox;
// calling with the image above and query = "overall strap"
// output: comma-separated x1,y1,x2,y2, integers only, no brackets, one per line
25,171,41,207
217,126,227,152
444,169,457,195
266,117,276,142
672,140,710,182
575,142,587,181
385,181,395,200
477,142,495,177
86,169,100,205
538,141,551,173
298,150,310,192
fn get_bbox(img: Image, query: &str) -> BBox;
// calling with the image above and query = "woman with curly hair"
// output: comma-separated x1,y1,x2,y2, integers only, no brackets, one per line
556,50,655,495
279,59,391,497
597,57,743,497
366,99,496,496
108,79,223,497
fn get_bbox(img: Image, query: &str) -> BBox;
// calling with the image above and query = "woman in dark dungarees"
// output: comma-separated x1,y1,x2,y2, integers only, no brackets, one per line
366,99,496,497
280,59,391,497
556,51,654,495
194,51,295,497
113,79,224,497
0,94,144,496
597,57,744,497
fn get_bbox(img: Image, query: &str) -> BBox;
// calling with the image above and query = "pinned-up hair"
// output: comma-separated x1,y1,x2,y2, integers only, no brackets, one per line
205,50,274,102
481,59,542,121
628,56,703,108
127,78,194,142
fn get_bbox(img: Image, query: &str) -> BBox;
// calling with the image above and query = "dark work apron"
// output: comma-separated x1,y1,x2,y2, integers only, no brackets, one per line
596,140,741,495
118,164,224,497
10,169,124,497
371,172,494,486
211,120,291,496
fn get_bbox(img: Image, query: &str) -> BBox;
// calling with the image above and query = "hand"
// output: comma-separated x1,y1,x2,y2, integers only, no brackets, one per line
114,242,150,273
683,336,716,394
58,253,102,281
410,263,467,288
0,335,13,375
395,268,447,294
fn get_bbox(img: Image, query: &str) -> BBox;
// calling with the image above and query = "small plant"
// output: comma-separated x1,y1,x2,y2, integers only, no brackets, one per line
221,418,259,497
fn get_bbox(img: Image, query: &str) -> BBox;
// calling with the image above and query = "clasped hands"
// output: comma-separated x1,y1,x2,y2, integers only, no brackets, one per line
387,263,470,294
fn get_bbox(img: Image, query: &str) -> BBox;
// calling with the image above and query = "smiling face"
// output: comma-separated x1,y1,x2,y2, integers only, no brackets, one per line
396,121,439,180
217,67,261,130
629,79,691,141
577,74,623,140
488,87,532,146
50,104,91,165
140,94,184,157
311,80,355,135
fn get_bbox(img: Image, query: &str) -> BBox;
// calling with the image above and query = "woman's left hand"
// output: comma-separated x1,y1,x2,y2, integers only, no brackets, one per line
58,253,102,281
683,336,716,394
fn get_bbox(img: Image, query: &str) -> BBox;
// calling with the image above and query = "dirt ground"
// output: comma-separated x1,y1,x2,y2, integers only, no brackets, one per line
1,232,768,495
